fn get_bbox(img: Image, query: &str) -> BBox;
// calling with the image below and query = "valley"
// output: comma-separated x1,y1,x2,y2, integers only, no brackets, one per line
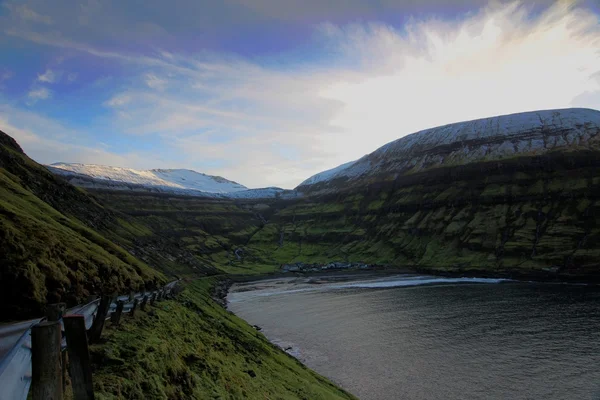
2,107,600,399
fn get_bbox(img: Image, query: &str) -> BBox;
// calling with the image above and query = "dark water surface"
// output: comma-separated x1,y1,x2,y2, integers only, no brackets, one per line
228,275,600,400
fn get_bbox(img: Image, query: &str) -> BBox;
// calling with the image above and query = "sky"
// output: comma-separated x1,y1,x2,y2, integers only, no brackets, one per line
0,0,600,189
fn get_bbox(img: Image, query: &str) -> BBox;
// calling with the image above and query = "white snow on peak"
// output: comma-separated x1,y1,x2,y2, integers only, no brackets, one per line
298,160,356,187
375,108,600,155
49,163,247,194
298,108,600,189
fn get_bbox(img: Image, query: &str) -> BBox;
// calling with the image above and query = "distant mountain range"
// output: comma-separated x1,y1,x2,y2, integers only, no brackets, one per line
48,163,295,199
47,108,600,199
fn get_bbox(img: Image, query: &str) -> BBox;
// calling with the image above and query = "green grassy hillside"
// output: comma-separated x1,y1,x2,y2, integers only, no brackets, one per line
90,190,283,274
246,151,600,281
90,150,600,282
92,278,356,400
0,130,168,319
0,131,356,399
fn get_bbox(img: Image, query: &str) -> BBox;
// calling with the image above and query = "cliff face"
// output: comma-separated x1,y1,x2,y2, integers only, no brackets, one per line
248,150,600,281
82,109,600,281
246,109,600,281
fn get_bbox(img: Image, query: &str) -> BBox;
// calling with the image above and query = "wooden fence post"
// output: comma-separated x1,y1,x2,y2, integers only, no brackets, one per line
31,321,63,400
130,298,139,317
46,302,67,394
111,300,124,325
63,316,95,400
89,295,111,343
140,295,148,311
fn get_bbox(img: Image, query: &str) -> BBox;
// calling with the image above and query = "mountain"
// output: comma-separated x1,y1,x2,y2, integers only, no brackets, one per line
236,107,600,281
49,163,289,199
0,130,169,319
298,108,600,192
49,163,245,191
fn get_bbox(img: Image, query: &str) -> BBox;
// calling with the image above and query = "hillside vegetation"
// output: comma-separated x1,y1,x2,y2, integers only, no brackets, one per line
247,151,600,281
93,151,600,282
0,130,171,319
0,130,356,398
92,278,356,400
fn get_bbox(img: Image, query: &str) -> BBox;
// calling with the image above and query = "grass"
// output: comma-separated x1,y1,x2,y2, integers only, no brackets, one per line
0,167,165,319
92,279,357,400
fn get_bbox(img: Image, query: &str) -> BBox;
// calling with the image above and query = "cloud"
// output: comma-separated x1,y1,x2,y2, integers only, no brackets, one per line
26,87,51,104
144,74,167,90
3,3,53,25
37,69,57,83
96,1,600,187
315,1,600,151
0,70,14,89
104,93,132,107
2,1,600,188
0,105,165,169
67,72,78,82
0,70,13,81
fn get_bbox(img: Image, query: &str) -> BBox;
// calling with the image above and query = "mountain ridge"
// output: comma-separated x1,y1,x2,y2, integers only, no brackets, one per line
297,108,600,191
45,108,600,199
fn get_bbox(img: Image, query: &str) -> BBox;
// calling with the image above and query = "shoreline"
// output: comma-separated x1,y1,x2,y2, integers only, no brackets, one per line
225,264,600,289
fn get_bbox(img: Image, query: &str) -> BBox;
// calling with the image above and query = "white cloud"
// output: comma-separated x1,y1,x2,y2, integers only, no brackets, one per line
144,73,167,90
0,70,13,89
104,93,132,107
0,105,164,169
3,1,600,188
37,69,57,83
96,1,600,187
1,70,13,81
3,3,53,25
26,87,51,104
315,1,600,154
67,72,77,82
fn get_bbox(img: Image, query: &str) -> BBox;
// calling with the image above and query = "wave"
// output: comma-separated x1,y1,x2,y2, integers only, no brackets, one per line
329,276,508,289
228,275,508,303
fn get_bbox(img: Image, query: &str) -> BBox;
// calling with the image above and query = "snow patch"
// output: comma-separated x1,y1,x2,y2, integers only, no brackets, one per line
50,163,247,194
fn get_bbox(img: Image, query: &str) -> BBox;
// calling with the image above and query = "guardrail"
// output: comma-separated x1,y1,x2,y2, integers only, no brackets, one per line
0,280,179,400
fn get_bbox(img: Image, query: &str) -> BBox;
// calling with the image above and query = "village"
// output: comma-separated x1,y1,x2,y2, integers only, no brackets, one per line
280,261,374,273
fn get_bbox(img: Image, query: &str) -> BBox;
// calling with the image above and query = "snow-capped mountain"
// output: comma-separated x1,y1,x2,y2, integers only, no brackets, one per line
48,163,292,199
47,108,600,198
50,163,247,193
297,108,600,191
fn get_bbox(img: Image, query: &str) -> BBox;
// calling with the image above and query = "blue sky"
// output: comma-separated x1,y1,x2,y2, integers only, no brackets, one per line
1,0,600,188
